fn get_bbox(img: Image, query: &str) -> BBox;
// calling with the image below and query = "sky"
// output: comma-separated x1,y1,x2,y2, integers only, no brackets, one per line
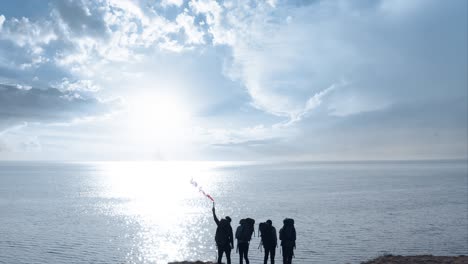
0,0,466,161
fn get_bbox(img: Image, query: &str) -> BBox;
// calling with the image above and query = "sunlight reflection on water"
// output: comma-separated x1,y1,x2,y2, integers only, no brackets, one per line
95,161,228,264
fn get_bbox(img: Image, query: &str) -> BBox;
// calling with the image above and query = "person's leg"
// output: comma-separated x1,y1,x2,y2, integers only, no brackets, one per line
264,248,269,264
239,244,244,264
226,246,231,264
286,247,293,264
289,248,294,264
271,247,276,264
217,247,223,264
282,246,287,264
244,244,249,264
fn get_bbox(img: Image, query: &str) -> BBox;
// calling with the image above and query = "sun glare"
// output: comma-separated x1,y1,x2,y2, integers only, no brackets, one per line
126,92,193,151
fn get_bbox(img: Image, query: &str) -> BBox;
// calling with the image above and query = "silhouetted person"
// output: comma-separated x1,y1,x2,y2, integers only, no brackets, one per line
260,219,277,264
213,206,234,264
279,218,296,264
235,218,255,264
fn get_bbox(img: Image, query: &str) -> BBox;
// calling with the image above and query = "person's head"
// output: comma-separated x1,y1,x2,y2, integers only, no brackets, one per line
225,216,232,223
266,219,272,226
239,219,245,225
283,218,294,226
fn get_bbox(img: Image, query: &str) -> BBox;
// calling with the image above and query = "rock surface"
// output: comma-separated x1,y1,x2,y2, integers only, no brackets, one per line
168,255,468,264
360,255,468,264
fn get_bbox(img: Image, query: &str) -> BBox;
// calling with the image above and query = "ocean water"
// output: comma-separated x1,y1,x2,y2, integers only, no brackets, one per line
0,160,466,264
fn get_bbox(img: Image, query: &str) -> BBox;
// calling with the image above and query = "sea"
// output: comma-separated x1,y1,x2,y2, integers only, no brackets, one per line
0,160,467,264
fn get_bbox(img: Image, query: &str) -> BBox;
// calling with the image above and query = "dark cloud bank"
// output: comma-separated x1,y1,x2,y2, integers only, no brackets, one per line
0,84,122,130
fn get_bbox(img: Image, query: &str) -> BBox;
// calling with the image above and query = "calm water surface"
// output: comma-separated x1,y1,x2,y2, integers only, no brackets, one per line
0,160,467,264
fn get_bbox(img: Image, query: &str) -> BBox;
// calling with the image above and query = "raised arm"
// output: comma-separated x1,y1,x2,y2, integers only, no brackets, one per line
212,207,219,225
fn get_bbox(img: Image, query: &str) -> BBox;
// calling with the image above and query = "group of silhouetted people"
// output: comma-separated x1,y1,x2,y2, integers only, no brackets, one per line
212,206,296,264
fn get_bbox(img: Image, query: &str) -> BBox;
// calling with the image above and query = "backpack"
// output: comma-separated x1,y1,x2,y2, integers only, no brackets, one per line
236,218,255,242
279,218,296,247
215,219,231,246
259,222,268,238
259,222,276,247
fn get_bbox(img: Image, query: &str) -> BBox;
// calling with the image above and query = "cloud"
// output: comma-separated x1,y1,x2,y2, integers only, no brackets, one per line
197,1,355,121
0,15,4,30
212,138,281,148
197,122,296,150
18,136,42,152
51,0,110,38
52,78,100,93
0,122,42,153
294,97,468,160
107,0,148,23
162,0,185,8
0,0,208,84
288,81,343,124
0,140,8,152
0,122,28,136
0,16,57,49
2,0,465,118
0,0,465,160
194,0,466,160
189,0,223,27
48,0,210,78
0,15,57,74
200,0,467,124
176,12,205,45
0,83,122,131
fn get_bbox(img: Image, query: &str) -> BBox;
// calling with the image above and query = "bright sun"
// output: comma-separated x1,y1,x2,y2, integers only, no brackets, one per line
126,92,192,149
